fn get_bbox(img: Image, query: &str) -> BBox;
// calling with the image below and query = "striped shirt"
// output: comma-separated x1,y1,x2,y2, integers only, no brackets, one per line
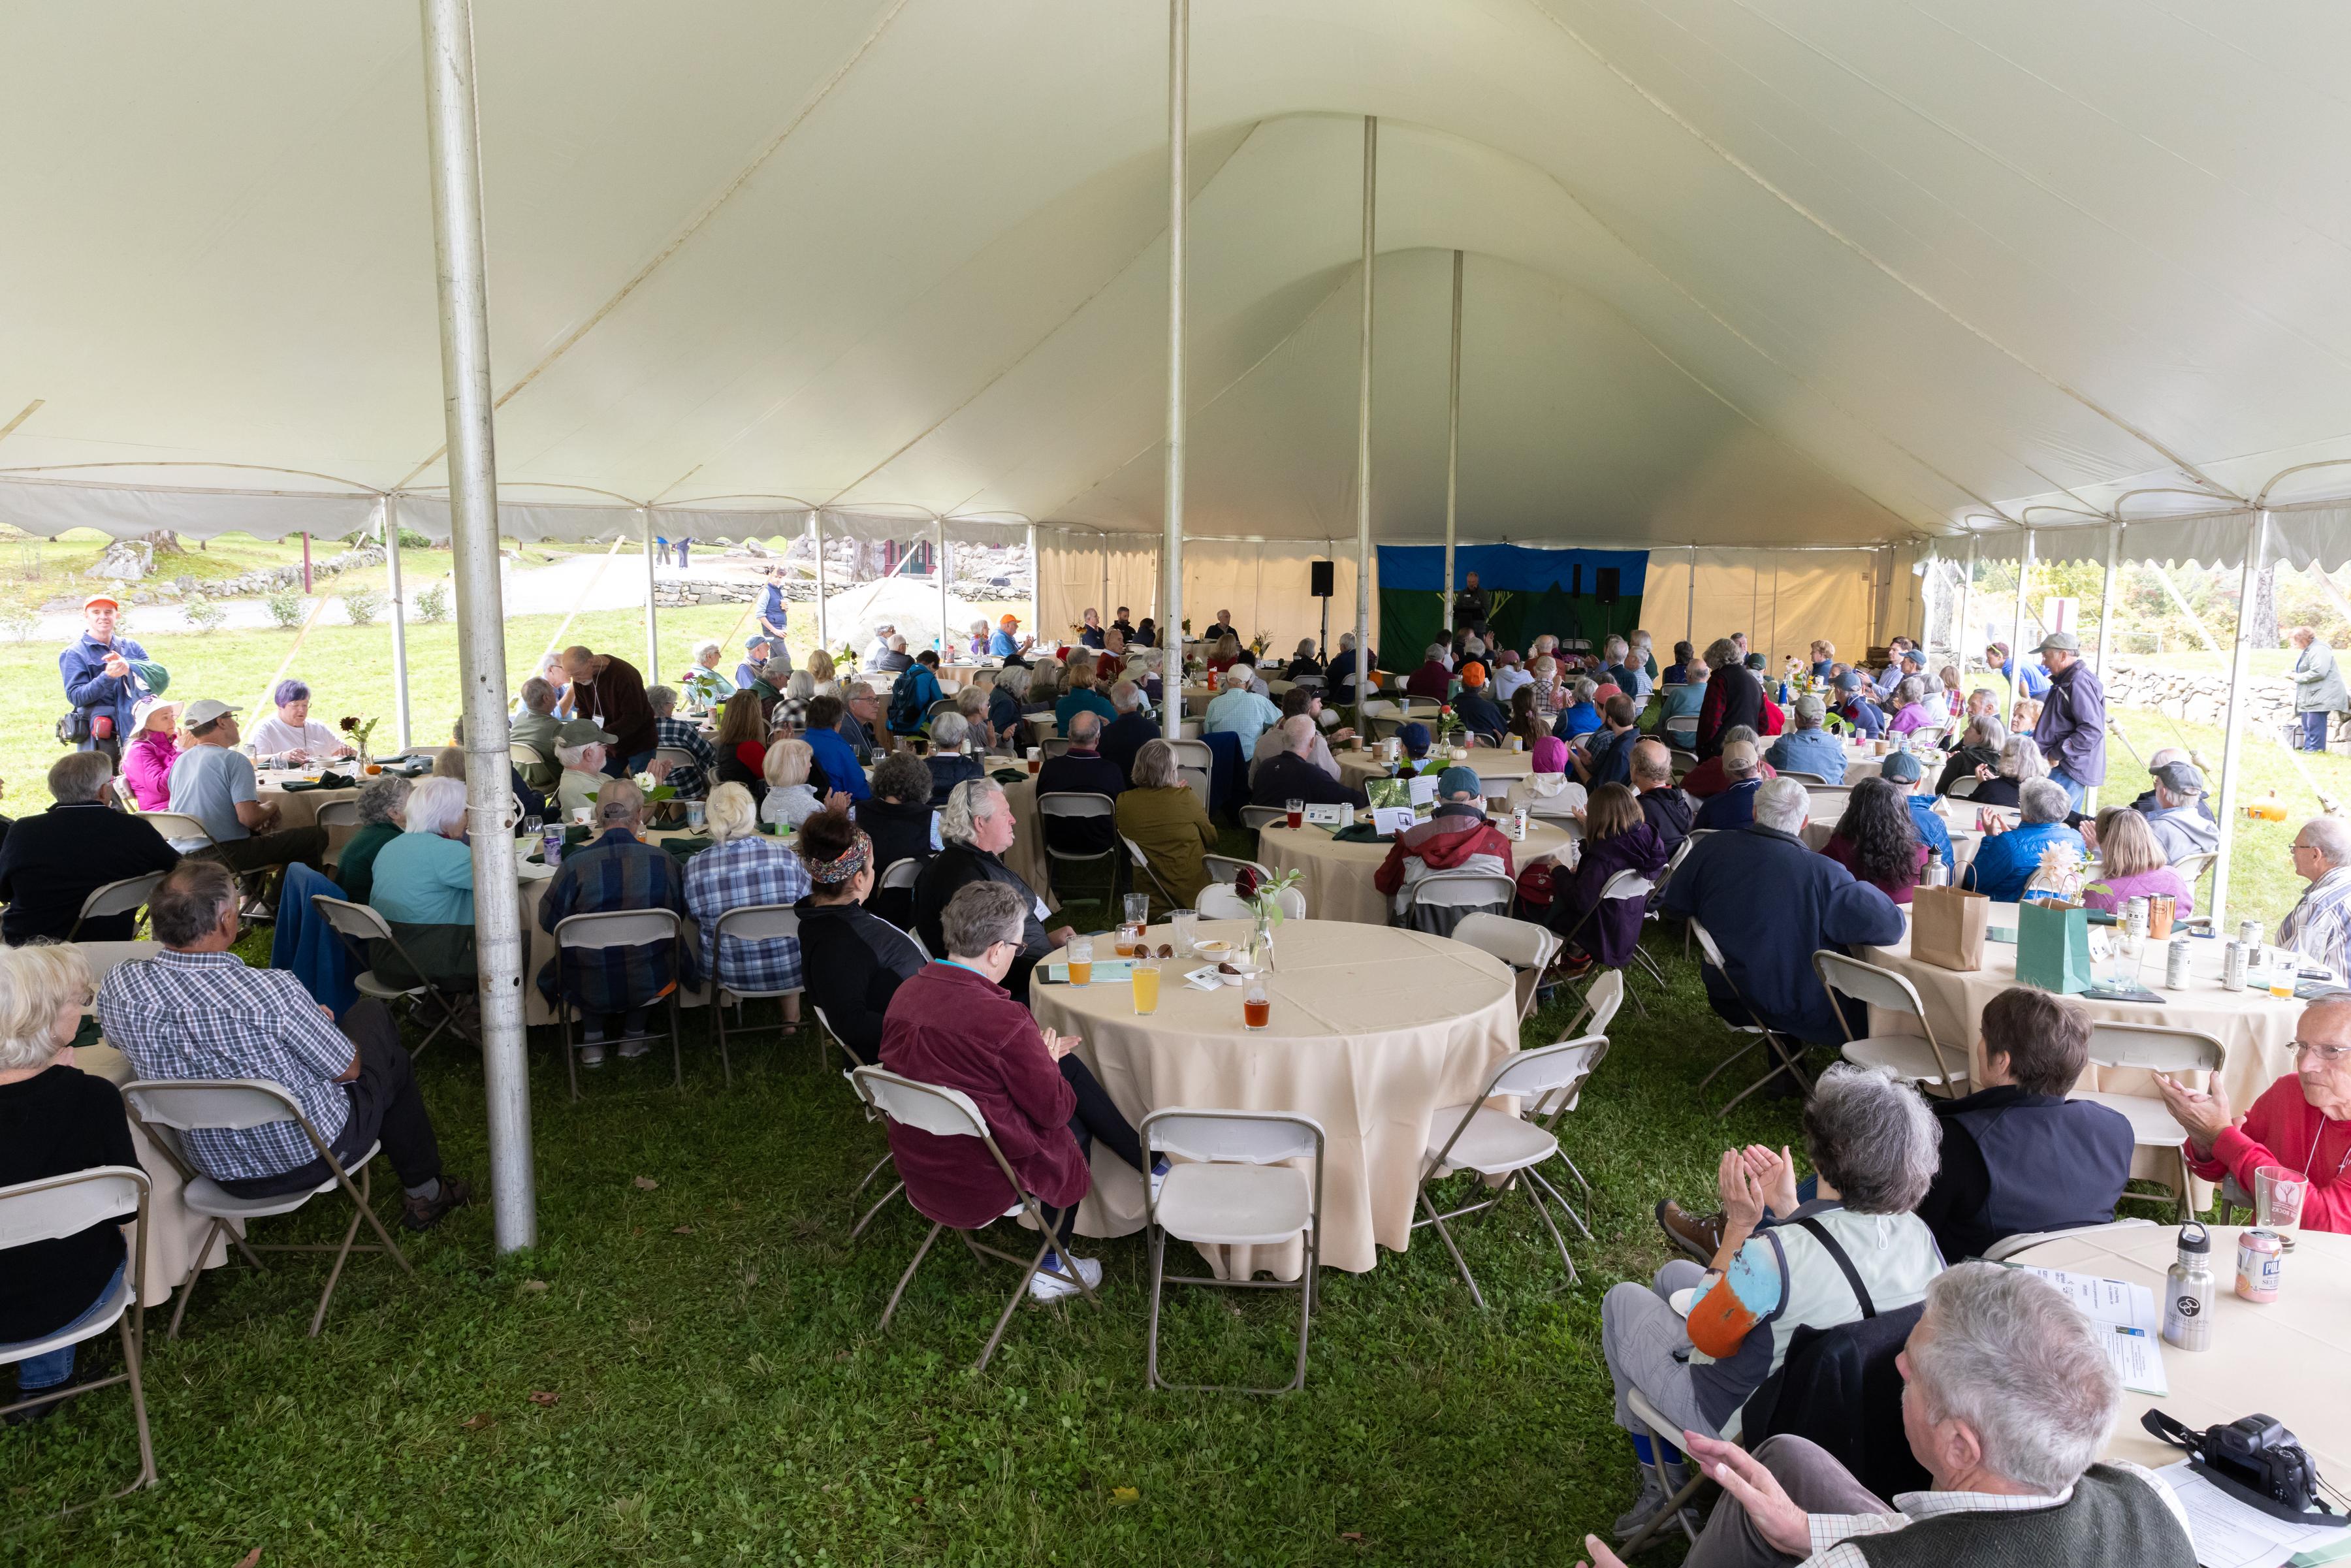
2279,866,2351,976
683,835,811,993
96,949,353,1181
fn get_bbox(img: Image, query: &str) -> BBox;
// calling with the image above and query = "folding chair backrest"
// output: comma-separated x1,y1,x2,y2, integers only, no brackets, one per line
1567,968,1625,1038
1526,795,1584,824
313,798,362,829
1410,872,1516,910
140,811,216,845
1166,738,1213,772
1238,805,1289,833
71,940,159,993
1812,950,1927,1021
1597,869,1655,904
1038,736,1074,758
1038,792,1115,820
556,908,682,950
1487,1035,1608,1100
1202,856,1271,886
1289,673,1324,691
312,893,393,945
122,1077,304,1134
2171,850,2217,889
1981,1218,2156,1263
1194,884,1304,921
1668,748,1699,774
0,1165,148,1249
852,1066,989,1140
879,856,924,891
2085,1021,2223,1075
80,871,167,923
1945,776,1979,799
1144,1108,1324,1166
715,903,799,944
509,744,543,770
1778,770,1832,786
1178,764,1213,798
1689,917,1729,971
1450,911,1559,974
654,746,699,774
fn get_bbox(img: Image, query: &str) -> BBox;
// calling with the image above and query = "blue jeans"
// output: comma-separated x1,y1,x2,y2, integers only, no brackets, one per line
12,1258,126,1392
2299,712,2331,752
2049,768,2087,809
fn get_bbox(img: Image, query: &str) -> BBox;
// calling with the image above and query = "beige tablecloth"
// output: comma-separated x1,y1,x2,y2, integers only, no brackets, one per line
2010,1224,2351,1475
78,1040,236,1307
1258,819,1572,927
1031,918,1521,1275
1337,743,1539,792
1800,798,1989,880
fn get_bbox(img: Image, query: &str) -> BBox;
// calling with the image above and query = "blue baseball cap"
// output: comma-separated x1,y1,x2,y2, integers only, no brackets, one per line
1437,765,1482,799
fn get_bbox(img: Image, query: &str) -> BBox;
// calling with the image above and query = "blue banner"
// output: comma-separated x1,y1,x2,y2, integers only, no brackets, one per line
1377,543,1648,595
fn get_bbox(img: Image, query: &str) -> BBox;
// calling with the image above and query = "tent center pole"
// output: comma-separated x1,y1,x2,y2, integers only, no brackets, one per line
419,0,535,1254
2210,511,2268,931
642,508,660,686
1959,536,1975,679
383,496,413,752
810,512,828,653
1161,0,1189,737
2092,519,2122,812
1441,248,1460,636
937,517,951,658
2009,527,2034,699
1352,115,1376,712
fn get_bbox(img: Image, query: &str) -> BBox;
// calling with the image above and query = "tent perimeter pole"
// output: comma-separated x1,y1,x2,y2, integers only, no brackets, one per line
641,509,660,686
420,0,534,1253
2210,511,2268,933
1161,0,1189,736
1685,544,1695,645
1023,521,1038,656
2009,527,2033,699
383,496,413,751
1352,115,1376,713
2092,519,2121,811
937,517,951,656
810,512,828,652
1959,536,1975,675
1441,248,1461,636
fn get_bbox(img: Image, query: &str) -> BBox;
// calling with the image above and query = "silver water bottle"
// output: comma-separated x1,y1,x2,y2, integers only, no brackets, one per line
2163,1223,2216,1352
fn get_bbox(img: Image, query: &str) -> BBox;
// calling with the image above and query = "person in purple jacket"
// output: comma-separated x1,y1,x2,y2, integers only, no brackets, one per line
2029,632,2105,810
1547,784,1669,978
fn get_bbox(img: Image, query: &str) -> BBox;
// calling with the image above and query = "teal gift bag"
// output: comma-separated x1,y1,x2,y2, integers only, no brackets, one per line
2013,900,2092,994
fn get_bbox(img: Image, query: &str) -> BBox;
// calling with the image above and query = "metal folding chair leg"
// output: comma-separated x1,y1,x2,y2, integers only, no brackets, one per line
1145,1223,1319,1395
1416,1187,1487,1309
1520,1179,1580,1286
878,1221,946,1332
1527,1166,1592,1245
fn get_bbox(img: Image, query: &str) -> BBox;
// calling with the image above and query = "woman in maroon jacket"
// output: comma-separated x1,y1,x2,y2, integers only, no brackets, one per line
1546,784,1668,976
1693,637,1761,760
876,881,1154,1302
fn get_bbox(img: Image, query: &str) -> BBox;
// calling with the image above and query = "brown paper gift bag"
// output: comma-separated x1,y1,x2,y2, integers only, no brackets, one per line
1910,885,1989,972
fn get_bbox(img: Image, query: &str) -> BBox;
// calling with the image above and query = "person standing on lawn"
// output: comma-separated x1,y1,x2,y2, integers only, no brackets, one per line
58,592,159,763
561,644,658,776
2027,632,2104,810
2288,626,2345,753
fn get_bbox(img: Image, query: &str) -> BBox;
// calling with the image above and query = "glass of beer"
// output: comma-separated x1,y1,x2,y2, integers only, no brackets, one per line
1243,974,1271,1031
1285,797,1305,831
1067,935,1094,986
1027,746,1043,775
1130,958,1162,1015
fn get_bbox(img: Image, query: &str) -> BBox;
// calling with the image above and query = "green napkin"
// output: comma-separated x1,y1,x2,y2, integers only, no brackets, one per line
1330,822,1390,844
990,768,1029,784
658,835,714,861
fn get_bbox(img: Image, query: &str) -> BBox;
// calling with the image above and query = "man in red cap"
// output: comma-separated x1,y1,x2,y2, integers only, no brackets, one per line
58,592,154,761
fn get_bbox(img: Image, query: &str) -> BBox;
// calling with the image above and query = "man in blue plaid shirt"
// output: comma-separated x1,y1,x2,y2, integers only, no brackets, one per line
648,684,714,800
537,777,697,1066
95,860,469,1230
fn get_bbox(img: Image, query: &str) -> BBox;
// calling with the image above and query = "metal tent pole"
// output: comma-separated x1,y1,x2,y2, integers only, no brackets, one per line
1162,0,1189,736
1352,116,1377,712
2009,528,2034,697
936,517,952,656
1441,248,1461,637
809,512,828,653
2210,511,2269,931
382,496,413,751
2092,520,2122,810
641,509,660,685
420,0,534,1253
1025,520,1040,656
1959,536,1976,675
1686,544,1695,644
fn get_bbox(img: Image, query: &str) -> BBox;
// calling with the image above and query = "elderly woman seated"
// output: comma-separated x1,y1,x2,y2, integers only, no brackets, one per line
1963,777,2084,902
948,683,996,753
2162,990,2351,1234
855,752,939,927
1962,731,2047,808
366,775,478,990
245,679,355,769
1603,1064,1945,1537
334,775,412,906
913,778,1072,1004
682,782,809,1027
987,666,1029,746
645,684,715,801
1886,676,1936,735
1934,711,2006,795
1116,739,1215,917
759,739,831,830
2081,805,2196,918
793,810,925,1065
925,711,986,808
680,639,735,709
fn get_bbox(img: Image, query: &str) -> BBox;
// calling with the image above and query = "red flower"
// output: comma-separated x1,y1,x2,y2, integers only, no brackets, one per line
1235,864,1260,899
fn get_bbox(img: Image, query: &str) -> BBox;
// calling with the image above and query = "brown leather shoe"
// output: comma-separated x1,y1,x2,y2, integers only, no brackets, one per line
402,1176,473,1232
1655,1199,1725,1262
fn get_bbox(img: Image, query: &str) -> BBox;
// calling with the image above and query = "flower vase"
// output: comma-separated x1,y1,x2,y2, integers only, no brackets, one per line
1251,910,1277,972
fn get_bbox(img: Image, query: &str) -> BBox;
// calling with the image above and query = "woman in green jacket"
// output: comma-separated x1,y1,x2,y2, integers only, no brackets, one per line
1113,739,1216,918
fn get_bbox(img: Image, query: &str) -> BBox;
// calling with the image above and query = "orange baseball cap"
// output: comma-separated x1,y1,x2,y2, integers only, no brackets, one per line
1460,661,1487,687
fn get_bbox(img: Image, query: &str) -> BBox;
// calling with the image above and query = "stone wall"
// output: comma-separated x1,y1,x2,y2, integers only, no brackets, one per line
2101,657,2297,731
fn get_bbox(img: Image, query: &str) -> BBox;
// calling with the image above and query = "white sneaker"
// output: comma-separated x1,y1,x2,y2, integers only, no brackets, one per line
1027,1255,1104,1302
617,1036,653,1061
579,1042,608,1068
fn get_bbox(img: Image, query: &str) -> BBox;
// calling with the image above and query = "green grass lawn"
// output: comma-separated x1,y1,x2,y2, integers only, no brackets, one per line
6,902,1822,1565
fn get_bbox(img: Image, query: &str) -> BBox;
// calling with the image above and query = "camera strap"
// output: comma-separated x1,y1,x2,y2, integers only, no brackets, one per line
2143,1409,2343,1527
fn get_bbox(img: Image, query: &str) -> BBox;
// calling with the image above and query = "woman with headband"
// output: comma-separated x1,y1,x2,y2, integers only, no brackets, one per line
793,808,926,1066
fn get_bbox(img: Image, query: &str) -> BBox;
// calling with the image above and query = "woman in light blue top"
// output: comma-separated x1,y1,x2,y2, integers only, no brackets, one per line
366,775,477,988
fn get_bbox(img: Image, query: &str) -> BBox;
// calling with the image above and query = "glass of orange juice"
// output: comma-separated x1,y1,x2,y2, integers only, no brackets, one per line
1130,958,1161,1015
1066,935,1094,986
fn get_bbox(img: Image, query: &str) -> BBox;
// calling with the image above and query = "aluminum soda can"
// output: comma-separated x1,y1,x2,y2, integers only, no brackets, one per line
2165,934,2192,991
2239,918,2265,948
542,824,564,870
2222,940,2248,991
1511,805,1529,841
2235,1228,2284,1303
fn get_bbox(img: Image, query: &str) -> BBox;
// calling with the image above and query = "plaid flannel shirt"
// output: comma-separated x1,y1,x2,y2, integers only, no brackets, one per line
683,835,811,994
97,949,353,1181
654,715,716,800
536,828,696,1016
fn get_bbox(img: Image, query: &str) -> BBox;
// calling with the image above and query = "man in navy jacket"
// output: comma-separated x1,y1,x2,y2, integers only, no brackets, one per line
1661,777,1904,1045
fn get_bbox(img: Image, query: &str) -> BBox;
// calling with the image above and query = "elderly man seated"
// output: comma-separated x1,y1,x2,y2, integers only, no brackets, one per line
880,882,1158,1301
1573,694,1644,789
1249,687,1349,784
733,635,776,696
1202,665,1282,753
1691,739,1768,830
1403,643,1454,700
2141,760,2217,863
1962,778,2084,903
1629,738,1693,854
1097,680,1159,781
913,778,1072,1004
537,778,696,1066
1371,765,1513,929
1580,1264,2195,1568
164,699,329,881
1763,694,1845,783
1036,710,1125,857
1251,716,1370,809
1599,1066,1946,1539
648,684,716,801
509,676,564,790
551,717,619,818
2158,989,2351,1233
1833,668,1886,740
1661,779,1904,1048
1680,726,1774,801
95,861,468,1228
0,750,179,944
2279,817,2351,978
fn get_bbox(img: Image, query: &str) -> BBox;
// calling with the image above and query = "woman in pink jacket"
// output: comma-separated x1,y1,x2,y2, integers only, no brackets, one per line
118,696,182,810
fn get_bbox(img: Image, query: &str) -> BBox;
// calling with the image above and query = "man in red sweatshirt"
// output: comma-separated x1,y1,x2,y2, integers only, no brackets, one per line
1371,765,1515,932
2158,992,2351,1233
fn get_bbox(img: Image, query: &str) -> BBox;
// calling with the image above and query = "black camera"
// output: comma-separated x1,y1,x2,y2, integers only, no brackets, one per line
2145,1409,2339,1524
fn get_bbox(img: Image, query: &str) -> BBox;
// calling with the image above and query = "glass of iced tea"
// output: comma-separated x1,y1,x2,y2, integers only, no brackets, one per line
1130,959,1161,1015
1067,935,1094,986
1027,746,1042,775
1285,797,1305,830
1243,974,1270,1031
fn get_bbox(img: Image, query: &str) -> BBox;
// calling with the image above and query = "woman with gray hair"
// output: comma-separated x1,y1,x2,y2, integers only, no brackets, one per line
1697,635,1763,759
244,677,354,769
1966,733,2048,810
334,774,413,906
1935,712,2007,796
1603,1064,1945,1538
681,639,735,709
1962,776,2086,903
1115,738,1215,916
1887,676,1934,736
366,774,479,991
987,665,1027,744
923,709,985,808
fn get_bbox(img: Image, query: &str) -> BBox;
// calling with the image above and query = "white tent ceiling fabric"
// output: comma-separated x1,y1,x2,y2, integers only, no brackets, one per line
10,4,2351,554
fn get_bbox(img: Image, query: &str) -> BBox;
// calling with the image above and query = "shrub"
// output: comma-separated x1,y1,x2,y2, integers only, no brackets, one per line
342,589,384,627
415,582,451,623
265,590,307,629
0,604,38,642
183,598,229,633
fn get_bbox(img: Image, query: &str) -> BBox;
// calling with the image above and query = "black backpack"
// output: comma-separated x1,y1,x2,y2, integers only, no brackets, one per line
886,667,929,734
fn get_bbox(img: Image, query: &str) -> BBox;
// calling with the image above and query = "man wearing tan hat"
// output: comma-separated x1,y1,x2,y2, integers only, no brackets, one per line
163,698,327,884
57,592,155,761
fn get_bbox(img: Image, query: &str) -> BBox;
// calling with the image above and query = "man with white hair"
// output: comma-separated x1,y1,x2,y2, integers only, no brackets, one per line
1765,694,1846,783
0,749,180,944
1405,642,1456,701
1692,739,1768,830
1035,710,1125,856
1663,777,1904,1047
912,778,1073,1004
536,778,695,1063
647,685,714,800
863,623,898,668
551,716,618,818
2163,989,2351,1233
872,633,914,675
735,635,776,695
682,639,735,708
2141,760,2217,863
2128,747,2213,825
1576,1263,2194,1567
510,676,564,790
1626,630,1656,697
2276,816,2351,980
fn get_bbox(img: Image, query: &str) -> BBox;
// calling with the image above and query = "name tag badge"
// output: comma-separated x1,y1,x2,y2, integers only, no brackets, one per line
1303,803,1348,827
1032,895,1051,923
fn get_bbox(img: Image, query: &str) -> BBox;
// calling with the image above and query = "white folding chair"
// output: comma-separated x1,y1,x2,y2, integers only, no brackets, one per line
653,745,700,782
551,908,688,1100
1812,950,1968,1097
1202,855,1272,887
1121,835,1185,914
508,743,546,774
1981,1217,2156,1263
0,1166,156,1505
69,940,161,997
1142,1110,1325,1394
1667,748,1699,777
878,856,925,893
1552,868,1665,1014
1194,883,1305,921
850,1066,1100,1371
1561,967,1625,1042
1450,911,1562,1027
1689,918,1815,1114
66,870,167,942
811,1004,904,1241
120,1080,414,1339
1414,1036,1608,1307
313,797,362,831
1945,775,1980,799
1038,735,1075,759
1166,738,1214,777
2072,1022,2226,1217
1776,770,1833,786
1238,804,1290,833
708,903,807,1083
310,895,475,1057
1405,871,1516,934
137,810,218,849
1036,791,1121,903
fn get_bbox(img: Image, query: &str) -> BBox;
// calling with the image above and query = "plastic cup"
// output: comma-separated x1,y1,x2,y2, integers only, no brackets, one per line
1170,910,1198,956
1130,960,1161,1015
1125,893,1151,929
2270,948,2297,1000
1285,798,1305,830
571,805,592,825
1067,936,1094,987
2257,1165,2307,1231
685,800,707,830
1243,975,1271,1031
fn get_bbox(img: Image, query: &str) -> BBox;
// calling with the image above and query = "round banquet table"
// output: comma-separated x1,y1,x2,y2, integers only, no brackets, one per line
1258,818,1575,927
1336,743,1539,792
255,769,359,830
1859,903,2307,1191
1029,918,1522,1275
1181,679,1296,709
1800,797,1990,880
2009,1224,2351,1477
